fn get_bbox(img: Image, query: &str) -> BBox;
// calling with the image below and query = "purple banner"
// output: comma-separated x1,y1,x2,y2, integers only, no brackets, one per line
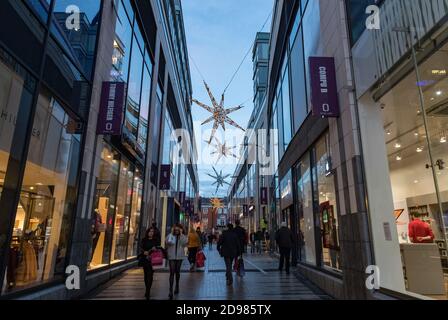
243,205,248,216
97,82,125,135
260,187,268,205
185,200,191,216
159,165,171,190
309,57,340,118
179,192,186,207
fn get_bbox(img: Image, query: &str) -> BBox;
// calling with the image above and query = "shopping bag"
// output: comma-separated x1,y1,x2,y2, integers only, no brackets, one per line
149,249,165,269
196,250,206,268
237,257,245,277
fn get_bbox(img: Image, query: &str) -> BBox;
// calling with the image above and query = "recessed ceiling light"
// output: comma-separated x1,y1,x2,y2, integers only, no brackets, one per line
30,186,34,190
386,130,391,135
414,132,419,137
395,143,402,149
36,183,43,186
431,97,435,101
441,137,447,143
396,155,402,161
414,180,419,184
416,147,423,153
437,91,443,96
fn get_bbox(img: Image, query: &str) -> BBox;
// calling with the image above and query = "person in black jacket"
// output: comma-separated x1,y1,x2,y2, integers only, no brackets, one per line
234,220,247,254
139,227,161,300
275,222,294,274
217,224,242,285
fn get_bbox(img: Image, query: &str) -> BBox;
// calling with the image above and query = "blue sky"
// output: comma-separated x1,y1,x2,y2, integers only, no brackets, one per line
182,0,273,198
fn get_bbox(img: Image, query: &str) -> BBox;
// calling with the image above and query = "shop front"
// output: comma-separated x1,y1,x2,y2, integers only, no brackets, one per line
359,41,448,299
352,0,448,299
0,0,101,296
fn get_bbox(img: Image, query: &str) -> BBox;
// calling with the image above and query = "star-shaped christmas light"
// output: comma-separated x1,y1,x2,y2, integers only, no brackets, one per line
192,81,245,144
207,136,238,163
207,166,231,194
210,198,224,209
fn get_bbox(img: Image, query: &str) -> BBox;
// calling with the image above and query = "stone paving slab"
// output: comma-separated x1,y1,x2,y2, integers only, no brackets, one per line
87,245,331,301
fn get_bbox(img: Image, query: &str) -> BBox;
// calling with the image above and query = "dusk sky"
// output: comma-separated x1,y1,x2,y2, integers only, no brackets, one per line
182,0,273,198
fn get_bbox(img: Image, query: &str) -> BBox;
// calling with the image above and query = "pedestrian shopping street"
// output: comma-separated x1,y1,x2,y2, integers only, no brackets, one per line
88,246,330,301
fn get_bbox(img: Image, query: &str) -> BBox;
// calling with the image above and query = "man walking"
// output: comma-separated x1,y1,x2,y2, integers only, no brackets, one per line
217,223,242,285
234,220,247,254
275,222,294,274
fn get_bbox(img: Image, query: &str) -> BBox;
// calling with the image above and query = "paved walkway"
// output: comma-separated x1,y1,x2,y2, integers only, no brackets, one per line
88,245,330,300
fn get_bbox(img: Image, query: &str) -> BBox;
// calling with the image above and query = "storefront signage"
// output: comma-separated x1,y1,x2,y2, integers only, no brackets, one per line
243,205,248,216
260,187,268,205
309,57,340,118
159,164,171,190
97,82,125,135
179,192,186,207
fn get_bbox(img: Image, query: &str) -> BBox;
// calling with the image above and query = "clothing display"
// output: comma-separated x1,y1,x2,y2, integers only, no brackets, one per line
15,242,38,285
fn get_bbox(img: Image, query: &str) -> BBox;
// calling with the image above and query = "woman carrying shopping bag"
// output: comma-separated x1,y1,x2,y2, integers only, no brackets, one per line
166,224,188,300
138,227,160,300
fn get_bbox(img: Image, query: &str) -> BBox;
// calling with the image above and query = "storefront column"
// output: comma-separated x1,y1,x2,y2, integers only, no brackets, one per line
357,94,406,294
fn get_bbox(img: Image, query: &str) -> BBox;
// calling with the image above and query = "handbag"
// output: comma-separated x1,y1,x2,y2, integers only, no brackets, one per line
196,250,206,268
148,249,165,269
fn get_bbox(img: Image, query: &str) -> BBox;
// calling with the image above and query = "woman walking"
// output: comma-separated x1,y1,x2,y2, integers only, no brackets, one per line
139,227,160,300
187,227,202,272
166,224,188,300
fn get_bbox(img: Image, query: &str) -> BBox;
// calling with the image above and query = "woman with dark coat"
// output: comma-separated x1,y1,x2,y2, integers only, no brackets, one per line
140,228,160,300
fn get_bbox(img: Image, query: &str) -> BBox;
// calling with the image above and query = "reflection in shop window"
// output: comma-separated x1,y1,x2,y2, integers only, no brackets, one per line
127,172,143,258
90,144,120,270
4,87,81,292
111,159,134,263
315,134,341,271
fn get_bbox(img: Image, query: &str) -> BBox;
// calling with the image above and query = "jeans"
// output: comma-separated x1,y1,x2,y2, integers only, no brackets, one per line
279,247,291,272
224,257,234,283
250,242,255,253
256,240,262,253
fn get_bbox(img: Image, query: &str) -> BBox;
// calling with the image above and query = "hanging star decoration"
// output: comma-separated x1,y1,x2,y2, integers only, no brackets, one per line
210,197,224,209
207,136,238,164
192,81,245,144
207,166,231,194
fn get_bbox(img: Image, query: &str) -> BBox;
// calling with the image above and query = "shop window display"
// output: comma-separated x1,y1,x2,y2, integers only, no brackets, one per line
127,172,143,258
377,42,448,298
4,87,81,292
296,154,315,265
111,159,134,263
90,145,120,270
314,134,340,271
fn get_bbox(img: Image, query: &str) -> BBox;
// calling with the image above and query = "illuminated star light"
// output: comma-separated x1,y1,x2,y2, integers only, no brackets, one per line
192,81,245,144
208,136,238,164
207,166,231,194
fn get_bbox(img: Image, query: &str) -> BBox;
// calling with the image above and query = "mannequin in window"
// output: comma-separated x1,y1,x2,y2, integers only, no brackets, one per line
408,213,434,244
90,209,103,262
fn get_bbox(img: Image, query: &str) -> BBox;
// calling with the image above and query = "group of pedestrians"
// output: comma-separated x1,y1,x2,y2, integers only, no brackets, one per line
138,220,295,300
249,228,270,254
